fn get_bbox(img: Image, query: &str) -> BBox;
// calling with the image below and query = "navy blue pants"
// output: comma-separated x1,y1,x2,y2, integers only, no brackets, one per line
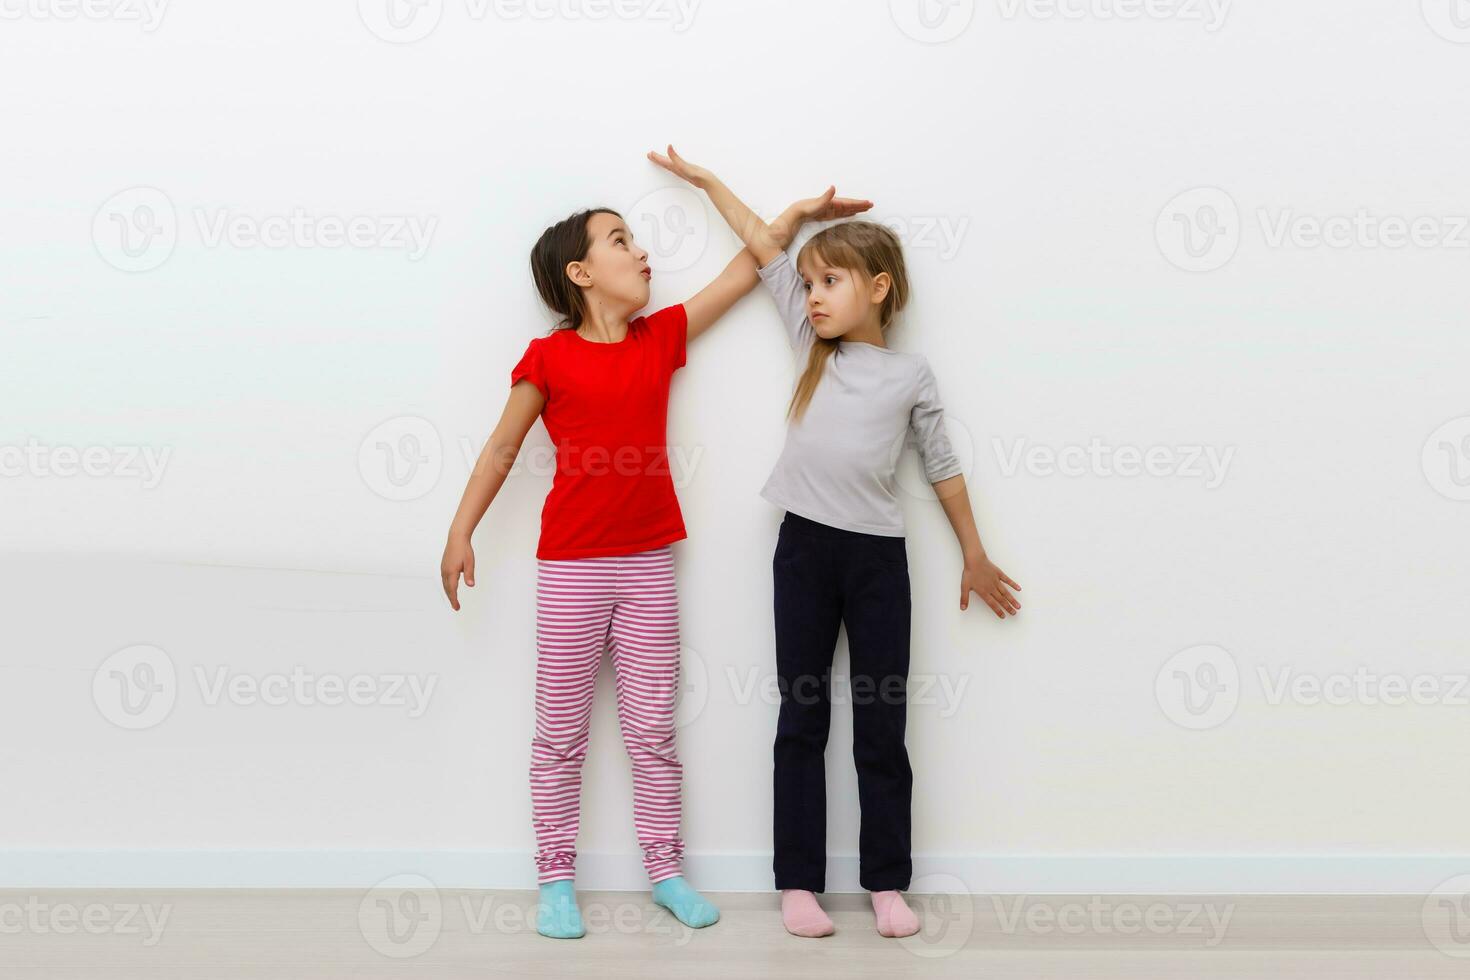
771,511,914,893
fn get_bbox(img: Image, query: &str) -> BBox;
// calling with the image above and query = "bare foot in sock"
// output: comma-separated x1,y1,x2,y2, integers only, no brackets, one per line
780,889,834,938
871,890,920,938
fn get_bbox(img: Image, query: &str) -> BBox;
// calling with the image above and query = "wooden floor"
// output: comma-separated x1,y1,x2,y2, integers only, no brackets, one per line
1,890,1466,978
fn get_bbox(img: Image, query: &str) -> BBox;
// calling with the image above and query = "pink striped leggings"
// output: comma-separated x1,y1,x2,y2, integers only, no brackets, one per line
530,544,685,884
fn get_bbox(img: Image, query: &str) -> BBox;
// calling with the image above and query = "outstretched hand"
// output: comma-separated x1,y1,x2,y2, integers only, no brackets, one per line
789,185,874,223
647,144,714,188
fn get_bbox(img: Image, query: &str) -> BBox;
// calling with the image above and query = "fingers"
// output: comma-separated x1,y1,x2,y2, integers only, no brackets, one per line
464,549,475,588
996,585,1020,613
441,571,460,611
1000,571,1022,590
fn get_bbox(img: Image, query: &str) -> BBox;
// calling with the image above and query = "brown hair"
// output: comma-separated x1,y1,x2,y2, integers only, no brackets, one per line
529,207,621,333
787,221,910,422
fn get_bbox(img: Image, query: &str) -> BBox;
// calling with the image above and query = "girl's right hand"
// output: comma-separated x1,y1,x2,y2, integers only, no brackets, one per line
441,535,475,611
646,144,715,189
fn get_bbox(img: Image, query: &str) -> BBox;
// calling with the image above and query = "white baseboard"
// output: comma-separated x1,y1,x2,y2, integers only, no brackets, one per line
3,851,1467,894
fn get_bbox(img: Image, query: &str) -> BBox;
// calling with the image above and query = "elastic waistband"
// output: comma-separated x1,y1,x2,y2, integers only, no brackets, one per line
780,510,904,544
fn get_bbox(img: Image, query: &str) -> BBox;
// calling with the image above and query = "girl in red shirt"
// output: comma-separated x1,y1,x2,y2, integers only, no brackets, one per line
441,191,871,939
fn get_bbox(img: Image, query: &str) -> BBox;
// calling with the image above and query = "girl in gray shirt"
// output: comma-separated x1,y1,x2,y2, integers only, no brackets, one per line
649,145,1022,941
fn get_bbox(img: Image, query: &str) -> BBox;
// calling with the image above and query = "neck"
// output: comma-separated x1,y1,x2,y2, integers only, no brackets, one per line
841,318,886,347
578,299,631,342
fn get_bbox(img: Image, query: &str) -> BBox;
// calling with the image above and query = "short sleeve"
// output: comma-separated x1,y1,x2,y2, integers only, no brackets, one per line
756,250,815,353
910,358,964,484
643,303,687,372
510,338,549,399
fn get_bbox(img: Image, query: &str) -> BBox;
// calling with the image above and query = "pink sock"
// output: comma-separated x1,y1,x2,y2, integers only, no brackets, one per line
871,890,920,938
780,889,834,938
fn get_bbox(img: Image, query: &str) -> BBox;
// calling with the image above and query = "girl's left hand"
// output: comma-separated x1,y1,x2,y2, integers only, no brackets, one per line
961,555,1022,618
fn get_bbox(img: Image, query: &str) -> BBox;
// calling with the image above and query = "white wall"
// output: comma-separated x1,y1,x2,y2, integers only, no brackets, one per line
3,0,1469,893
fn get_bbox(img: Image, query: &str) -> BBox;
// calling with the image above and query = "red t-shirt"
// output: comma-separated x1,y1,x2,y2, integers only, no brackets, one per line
510,304,689,560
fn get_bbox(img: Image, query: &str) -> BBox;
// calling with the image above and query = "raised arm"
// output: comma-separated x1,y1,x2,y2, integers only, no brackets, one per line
647,144,873,268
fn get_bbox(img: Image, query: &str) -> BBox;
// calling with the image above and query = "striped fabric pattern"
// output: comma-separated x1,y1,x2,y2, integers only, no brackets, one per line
529,544,685,884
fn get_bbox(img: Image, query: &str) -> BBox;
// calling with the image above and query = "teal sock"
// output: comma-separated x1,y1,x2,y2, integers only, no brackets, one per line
651,876,720,929
535,880,585,939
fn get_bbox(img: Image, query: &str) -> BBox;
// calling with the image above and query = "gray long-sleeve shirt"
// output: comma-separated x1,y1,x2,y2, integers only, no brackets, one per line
756,249,963,537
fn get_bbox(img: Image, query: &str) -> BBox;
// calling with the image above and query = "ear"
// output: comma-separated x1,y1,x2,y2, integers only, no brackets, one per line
565,260,592,288
869,271,892,305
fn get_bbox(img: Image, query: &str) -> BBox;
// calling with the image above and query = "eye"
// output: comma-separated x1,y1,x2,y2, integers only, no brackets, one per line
615,236,627,247
802,281,811,291
824,275,837,285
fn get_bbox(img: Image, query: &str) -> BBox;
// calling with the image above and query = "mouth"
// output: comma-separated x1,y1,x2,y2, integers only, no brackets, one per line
640,267,652,281
811,312,828,321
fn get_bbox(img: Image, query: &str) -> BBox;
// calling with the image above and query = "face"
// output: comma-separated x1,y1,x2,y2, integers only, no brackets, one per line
567,211,651,316
797,255,889,340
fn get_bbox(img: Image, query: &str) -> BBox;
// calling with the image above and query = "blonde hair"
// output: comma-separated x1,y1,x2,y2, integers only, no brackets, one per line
787,221,910,422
